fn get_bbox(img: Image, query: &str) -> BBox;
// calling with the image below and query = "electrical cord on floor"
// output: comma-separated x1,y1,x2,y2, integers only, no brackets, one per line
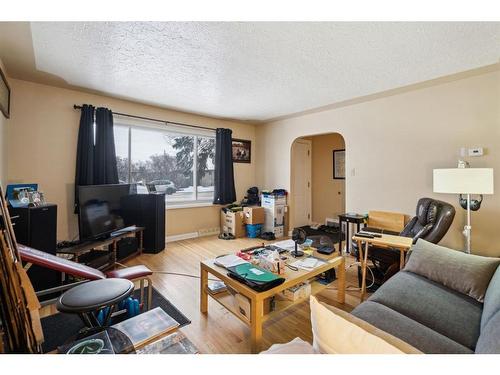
116,260,375,289
152,270,220,282
115,262,221,282
326,261,376,292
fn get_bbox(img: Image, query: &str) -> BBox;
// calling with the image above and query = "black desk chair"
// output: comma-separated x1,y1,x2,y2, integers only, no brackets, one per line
353,198,455,289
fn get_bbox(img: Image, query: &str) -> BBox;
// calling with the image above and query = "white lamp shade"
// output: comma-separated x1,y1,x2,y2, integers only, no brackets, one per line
433,168,494,194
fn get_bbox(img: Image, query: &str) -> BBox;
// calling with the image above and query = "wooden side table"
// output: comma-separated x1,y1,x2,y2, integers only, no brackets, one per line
352,233,413,302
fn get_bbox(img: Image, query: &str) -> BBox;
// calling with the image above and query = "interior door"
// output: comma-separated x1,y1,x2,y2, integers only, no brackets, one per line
291,139,312,228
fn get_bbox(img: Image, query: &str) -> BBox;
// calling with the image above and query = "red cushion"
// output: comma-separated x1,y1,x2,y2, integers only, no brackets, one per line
105,265,152,280
19,244,106,280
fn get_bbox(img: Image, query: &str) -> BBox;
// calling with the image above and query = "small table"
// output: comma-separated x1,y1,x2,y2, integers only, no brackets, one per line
338,213,366,254
200,251,345,353
352,233,413,302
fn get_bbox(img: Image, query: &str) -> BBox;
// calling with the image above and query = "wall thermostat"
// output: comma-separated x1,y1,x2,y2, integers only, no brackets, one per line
468,147,484,157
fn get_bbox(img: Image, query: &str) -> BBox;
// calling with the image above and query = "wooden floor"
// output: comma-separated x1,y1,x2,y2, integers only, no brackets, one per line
122,235,366,354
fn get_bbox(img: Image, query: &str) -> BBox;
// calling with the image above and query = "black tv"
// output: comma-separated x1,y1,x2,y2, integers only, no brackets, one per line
77,184,136,242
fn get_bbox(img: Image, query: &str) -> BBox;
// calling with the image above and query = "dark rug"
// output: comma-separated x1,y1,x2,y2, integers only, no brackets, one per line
298,225,344,244
41,287,191,353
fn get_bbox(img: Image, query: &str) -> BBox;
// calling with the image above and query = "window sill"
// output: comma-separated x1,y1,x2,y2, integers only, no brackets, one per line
166,201,215,210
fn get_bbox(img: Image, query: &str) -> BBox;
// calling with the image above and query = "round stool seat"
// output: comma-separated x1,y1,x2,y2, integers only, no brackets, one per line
57,279,135,314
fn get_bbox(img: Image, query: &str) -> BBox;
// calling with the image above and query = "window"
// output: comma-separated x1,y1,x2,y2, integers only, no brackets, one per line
114,120,215,206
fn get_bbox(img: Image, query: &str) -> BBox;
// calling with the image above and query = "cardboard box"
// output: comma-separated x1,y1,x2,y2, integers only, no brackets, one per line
261,194,287,208
271,226,284,239
280,282,311,301
228,291,273,322
243,206,265,224
220,211,246,238
263,205,285,232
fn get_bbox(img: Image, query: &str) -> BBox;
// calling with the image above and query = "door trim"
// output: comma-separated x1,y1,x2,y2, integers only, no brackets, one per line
290,139,312,229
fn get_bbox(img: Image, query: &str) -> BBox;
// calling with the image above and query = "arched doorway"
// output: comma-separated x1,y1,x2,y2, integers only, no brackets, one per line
290,132,346,231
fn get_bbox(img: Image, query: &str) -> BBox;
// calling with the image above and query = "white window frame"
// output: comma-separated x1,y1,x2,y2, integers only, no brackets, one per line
114,115,216,209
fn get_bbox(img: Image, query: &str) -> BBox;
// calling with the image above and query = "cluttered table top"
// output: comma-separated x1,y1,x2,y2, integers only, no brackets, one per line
201,238,343,297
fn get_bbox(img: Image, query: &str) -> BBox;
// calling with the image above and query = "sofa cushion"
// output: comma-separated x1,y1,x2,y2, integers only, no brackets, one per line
352,301,473,354
405,239,500,302
481,266,500,330
368,270,482,349
310,296,420,354
476,310,500,354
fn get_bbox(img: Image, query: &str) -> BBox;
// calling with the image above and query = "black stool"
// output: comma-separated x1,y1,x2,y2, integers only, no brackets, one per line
57,278,135,328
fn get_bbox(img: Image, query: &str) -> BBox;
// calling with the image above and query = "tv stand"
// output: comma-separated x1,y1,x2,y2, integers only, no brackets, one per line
57,226,145,269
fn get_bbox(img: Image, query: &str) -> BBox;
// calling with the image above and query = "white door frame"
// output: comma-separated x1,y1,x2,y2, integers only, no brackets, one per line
290,138,312,230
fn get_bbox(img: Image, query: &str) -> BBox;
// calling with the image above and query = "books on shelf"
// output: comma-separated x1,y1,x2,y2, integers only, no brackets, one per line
111,307,179,348
207,281,227,294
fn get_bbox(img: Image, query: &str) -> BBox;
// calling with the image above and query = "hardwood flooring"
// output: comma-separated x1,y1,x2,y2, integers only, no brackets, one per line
123,235,366,354
39,235,366,353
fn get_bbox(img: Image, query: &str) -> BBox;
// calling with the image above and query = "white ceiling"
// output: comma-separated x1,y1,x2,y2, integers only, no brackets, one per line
28,22,500,121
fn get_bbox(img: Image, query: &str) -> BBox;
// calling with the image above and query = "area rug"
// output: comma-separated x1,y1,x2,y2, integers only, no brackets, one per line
40,287,191,353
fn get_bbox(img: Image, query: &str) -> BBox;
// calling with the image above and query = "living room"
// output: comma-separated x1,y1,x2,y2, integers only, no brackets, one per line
0,1,499,372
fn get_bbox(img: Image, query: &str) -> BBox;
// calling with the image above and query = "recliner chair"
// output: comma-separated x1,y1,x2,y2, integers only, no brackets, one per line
354,197,455,288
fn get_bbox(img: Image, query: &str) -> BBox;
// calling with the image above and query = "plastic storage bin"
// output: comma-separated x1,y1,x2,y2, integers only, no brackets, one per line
246,224,263,238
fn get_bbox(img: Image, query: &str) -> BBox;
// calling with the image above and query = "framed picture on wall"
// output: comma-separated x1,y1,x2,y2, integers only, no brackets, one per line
0,66,10,119
333,149,345,179
232,139,251,163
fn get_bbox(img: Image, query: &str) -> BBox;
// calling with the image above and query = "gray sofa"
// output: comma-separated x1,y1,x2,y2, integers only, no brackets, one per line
351,239,500,354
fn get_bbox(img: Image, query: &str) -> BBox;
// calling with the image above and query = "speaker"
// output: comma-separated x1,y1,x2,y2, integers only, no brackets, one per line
122,194,166,253
9,204,60,294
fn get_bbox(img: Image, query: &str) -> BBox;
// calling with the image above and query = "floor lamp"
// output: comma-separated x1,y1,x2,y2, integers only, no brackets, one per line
433,167,494,253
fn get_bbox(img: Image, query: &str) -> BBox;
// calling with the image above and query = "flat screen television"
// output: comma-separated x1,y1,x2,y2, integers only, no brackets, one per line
77,184,137,242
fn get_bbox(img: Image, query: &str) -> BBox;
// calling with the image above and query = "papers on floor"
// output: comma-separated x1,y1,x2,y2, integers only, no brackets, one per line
290,257,326,271
214,254,248,268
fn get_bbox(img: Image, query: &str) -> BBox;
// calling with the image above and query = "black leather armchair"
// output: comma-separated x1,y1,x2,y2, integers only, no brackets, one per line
354,197,455,288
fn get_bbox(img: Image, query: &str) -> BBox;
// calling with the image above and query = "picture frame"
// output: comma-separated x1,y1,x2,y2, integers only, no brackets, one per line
333,149,345,179
0,66,10,119
232,139,251,163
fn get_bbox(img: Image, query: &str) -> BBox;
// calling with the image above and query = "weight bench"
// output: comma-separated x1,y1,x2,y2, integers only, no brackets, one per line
18,244,153,310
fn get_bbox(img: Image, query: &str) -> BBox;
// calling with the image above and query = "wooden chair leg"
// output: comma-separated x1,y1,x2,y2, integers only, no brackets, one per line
146,278,153,311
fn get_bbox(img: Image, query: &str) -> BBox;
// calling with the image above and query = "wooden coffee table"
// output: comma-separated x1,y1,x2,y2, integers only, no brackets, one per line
200,251,345,353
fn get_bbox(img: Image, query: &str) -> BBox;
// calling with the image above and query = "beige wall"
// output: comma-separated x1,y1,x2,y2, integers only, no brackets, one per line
309,133,345,223
0,57,8,187
7,79,257,241
256,68,500,256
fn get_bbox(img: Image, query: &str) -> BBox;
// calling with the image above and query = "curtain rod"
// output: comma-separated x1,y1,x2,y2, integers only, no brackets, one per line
73,105,216,132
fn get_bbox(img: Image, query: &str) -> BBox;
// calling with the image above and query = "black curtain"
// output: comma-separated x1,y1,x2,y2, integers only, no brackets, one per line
213,128,236,205
94,107,119,185
74,104,95,213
